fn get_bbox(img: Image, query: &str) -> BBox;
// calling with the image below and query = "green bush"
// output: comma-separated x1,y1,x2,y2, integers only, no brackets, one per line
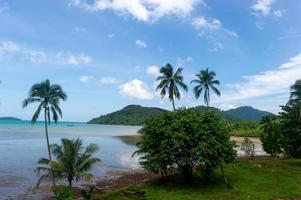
240,137,255,159
136,109,236,180
260,116,282,158
53,186,73,200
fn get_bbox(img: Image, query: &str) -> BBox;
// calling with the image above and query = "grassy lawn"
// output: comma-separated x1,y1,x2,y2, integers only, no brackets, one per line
97,159,301,200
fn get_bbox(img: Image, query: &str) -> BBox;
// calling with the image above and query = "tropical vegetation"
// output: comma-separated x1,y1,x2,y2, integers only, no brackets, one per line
156,63,188,110
36,138,100,188
22,79,67,186
191,68,221,107
135,109,236,181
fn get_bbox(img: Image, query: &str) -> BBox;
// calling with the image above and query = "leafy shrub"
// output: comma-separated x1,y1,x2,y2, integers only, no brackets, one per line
260,116,282,158
53,186,73,200
136,109,236,180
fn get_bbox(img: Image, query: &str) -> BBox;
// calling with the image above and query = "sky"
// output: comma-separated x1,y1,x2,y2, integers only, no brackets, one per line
0,0,301,122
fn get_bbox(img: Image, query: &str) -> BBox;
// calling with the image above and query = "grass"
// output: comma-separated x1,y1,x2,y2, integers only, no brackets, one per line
96,159,301,200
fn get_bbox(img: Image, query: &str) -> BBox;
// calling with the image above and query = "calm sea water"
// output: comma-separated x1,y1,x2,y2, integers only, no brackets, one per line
0,120,141,199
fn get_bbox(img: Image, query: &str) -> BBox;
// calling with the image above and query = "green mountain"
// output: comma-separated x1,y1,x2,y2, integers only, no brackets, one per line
0,117,22,121
88,105,273,126
225,106,273,120
88,105,168,126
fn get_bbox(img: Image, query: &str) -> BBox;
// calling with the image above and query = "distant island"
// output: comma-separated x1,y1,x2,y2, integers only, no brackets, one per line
0,117,22,121
88,105,273,126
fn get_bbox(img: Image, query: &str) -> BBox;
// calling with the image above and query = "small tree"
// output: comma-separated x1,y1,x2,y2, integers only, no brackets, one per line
136,109,236,181
240,137,255,159
36,138,101,188
260,116,282,158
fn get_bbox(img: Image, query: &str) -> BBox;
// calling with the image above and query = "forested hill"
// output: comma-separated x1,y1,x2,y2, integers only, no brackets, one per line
225,106,273,120
88,105,168,126
88,105,273,126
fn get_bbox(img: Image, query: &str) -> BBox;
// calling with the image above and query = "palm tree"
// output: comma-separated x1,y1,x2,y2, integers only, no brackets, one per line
191,68,221,107
156,63,188,110
22,79,67,186
36,138,101,188
289,80,301,119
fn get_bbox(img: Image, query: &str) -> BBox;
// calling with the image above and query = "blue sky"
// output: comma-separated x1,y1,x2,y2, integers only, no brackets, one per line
0,0,301,122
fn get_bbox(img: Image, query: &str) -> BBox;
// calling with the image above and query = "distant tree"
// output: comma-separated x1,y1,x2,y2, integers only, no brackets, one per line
240,137,255,159
136,109,236,182
191,68,220,107
22,79,67,186
156,64,188,111
260,116,282,158
36,138,101,188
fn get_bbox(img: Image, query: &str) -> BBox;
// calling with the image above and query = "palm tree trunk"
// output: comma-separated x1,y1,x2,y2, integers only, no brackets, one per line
44,107,56,187
172,96,176,111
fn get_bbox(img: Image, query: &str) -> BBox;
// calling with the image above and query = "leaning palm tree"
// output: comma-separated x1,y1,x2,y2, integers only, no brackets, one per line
156,63,188,110
36,138,101,188
191,68,221,107
22,79,67,186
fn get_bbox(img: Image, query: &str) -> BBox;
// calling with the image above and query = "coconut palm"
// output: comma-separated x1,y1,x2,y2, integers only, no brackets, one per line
36,138,101,188
191,68,220,107
156,63,188,111
22,79,67,186
288,80,301,119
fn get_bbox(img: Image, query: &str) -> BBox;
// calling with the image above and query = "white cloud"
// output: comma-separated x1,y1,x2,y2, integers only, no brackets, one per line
146,65,160,76
97,76,117,86
192,16,238,38
221,52,301,102
80,75,95,82
192,16,221,31
74,26,87,32
69,0,202,22
108,33,115,38
209,42,223,53
119,79,153,100
176,56,193,67
135,40,147,48
251,0,275,16
0,40,92,65
273,10,284,17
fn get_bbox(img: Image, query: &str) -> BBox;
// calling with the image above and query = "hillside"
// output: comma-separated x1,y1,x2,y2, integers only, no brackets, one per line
225,106,273,120
88,105,273,126
88,105,168,126
0,117,22,121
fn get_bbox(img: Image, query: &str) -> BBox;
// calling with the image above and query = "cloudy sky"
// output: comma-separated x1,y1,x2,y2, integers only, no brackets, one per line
0,0,301,121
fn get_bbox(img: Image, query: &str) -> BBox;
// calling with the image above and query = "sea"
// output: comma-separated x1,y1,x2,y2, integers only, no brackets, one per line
0,120,141,199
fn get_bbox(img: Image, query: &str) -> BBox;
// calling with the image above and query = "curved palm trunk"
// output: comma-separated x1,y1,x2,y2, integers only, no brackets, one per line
44,107,56,187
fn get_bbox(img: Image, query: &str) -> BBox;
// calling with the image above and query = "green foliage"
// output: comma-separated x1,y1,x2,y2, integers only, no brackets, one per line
280,104,301,158
22,79,67,124
36,138,101,188
136,109,236,180
88,105,167,125
260,116,282,158
191,68,220,107
53,186,73,200
102,159,301,200
240,137,255,159
81,187,95,200
156,63,188,110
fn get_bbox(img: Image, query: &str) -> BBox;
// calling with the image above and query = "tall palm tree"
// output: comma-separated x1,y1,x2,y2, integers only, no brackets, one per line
36,138,101,188
156,63,188,111
22,79,67,186
289,79,301,119
191,68,221,107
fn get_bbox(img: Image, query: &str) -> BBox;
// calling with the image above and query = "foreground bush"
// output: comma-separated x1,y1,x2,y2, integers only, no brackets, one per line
136,109,236,181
